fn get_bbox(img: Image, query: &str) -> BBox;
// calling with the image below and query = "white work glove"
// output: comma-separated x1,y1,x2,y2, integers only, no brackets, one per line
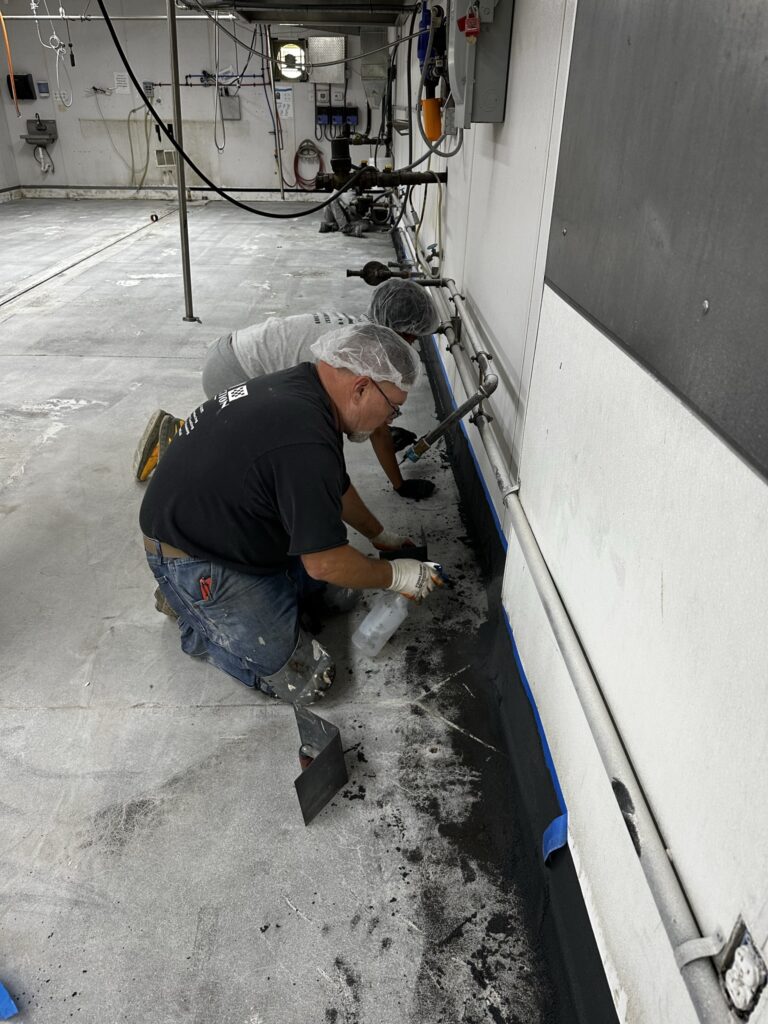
371,529,414,552
387,560,443,601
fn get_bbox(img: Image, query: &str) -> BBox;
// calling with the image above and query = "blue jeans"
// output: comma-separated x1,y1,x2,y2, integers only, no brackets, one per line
146,546,322,688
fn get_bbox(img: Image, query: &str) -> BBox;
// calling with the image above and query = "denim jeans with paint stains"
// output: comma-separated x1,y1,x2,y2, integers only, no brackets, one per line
145,549,323,688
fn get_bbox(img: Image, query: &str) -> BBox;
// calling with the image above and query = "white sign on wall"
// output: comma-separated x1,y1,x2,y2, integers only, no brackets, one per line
275,86,293,119
113,72,130,95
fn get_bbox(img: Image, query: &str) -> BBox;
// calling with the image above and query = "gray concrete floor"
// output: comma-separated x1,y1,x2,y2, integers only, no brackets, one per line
0,198,556,1023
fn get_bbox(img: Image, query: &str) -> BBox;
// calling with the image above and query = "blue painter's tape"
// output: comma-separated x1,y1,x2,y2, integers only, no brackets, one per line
430,336,568,861
504,613,569,861
543,815,569,861
0,982,18,1020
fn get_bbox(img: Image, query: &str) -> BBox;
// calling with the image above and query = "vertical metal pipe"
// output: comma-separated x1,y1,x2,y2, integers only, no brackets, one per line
264,24,286,200
166,0,198,321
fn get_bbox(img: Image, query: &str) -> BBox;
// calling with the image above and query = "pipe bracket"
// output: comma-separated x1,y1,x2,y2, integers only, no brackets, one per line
675,932,726,970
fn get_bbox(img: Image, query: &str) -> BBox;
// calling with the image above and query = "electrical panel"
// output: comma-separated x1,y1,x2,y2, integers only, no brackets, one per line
219,94,241,121
447,0,515,126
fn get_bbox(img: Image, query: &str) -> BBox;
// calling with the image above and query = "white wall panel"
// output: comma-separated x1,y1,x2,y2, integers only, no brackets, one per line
502,536,701,1024
521,286,768,949
0,105,19,189
457,0,577,477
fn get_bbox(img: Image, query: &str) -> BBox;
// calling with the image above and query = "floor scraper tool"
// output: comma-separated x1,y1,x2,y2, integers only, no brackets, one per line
293,706,348,825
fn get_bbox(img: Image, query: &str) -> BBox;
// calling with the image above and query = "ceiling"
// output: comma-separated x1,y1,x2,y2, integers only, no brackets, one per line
180,0,415,28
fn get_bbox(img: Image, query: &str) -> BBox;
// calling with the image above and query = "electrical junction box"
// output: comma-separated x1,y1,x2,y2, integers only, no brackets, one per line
447,0,515,127
330,85,345,106
331,111,344,125
315,107,330,126
219,93,241,121
718,920,767,1017
315,86,329,105
344,107,358,126
37,81,50,97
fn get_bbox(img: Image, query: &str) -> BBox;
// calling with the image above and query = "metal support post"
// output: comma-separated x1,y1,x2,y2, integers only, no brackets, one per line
166,0,198,322
265,24,286,201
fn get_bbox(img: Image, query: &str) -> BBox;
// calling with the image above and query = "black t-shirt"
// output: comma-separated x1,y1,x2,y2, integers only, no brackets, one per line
139,363,350,574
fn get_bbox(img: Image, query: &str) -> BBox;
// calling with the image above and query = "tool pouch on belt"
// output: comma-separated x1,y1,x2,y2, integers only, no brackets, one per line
261,630,336,705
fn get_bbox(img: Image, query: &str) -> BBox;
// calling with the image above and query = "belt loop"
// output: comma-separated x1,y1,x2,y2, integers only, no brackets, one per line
152,538,163,562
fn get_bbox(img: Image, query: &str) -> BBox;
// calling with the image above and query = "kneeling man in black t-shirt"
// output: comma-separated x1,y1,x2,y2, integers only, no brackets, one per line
139,323,443,704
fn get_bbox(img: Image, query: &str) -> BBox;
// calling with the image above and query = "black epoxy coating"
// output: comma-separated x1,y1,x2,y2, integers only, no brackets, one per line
420,338,620,1024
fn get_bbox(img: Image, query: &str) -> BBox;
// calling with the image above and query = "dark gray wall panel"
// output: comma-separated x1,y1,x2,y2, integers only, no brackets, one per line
546,0,768,479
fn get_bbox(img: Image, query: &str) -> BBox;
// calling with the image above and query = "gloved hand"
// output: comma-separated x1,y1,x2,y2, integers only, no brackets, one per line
372,529,415,551
389,426,418,453
395,479,435,500
387,559,443,601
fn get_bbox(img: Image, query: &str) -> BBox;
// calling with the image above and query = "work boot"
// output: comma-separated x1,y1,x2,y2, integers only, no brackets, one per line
158,414,185,460
133,408,173,481
154,585,178,620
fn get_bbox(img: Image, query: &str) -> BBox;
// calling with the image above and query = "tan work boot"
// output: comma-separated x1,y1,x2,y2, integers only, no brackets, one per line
133,409,172,481
158,414,185,460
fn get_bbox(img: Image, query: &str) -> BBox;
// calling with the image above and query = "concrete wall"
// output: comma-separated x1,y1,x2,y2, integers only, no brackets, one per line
0,90,20,190
0,0,374,190
396,0,768,1021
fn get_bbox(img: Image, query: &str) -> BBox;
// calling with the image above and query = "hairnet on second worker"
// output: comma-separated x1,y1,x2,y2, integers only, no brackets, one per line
368,279,440,336
310,323,421,392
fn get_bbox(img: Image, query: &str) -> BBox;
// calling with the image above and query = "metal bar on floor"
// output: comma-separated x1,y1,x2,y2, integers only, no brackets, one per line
166,0,198,323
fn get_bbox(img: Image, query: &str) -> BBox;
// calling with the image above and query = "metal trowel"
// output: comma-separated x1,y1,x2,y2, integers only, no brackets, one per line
293,706,349,825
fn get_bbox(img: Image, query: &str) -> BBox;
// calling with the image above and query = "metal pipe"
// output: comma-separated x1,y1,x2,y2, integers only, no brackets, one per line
264,24,286,202
166,0,198,323
396,213,728,1023
3,14,234,20
396,222,518,497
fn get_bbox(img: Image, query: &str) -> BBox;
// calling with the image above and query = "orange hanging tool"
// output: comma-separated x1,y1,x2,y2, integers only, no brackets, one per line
421,98,443,142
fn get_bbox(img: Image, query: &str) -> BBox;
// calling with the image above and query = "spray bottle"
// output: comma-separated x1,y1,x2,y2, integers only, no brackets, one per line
351,563,447,657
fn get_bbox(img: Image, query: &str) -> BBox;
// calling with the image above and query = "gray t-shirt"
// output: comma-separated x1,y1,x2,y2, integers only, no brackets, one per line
231,310,370,379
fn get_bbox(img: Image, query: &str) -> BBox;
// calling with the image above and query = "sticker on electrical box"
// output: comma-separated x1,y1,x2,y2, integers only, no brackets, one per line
113,72,130,95
275,86,293,119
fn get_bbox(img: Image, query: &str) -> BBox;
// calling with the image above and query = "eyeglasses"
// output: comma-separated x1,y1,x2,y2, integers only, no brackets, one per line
370,379,402,420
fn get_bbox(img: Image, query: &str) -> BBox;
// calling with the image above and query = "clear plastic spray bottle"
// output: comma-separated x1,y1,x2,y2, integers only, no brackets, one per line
351,564,447,657
351,592,410,657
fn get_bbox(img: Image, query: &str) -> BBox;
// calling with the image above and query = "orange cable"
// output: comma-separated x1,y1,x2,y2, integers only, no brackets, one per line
0,13,20,117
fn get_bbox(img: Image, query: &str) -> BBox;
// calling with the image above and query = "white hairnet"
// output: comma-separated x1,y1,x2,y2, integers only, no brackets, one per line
310,322,421,392
368,279,440,336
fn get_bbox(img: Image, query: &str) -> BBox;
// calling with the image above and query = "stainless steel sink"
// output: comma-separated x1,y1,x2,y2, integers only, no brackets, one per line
20,117,58,146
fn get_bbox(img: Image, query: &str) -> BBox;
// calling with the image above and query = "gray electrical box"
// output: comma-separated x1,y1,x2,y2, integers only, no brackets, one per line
220,94,241,121
447,0,515,126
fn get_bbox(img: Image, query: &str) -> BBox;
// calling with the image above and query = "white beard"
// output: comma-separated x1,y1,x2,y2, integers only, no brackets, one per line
347,431,373,443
